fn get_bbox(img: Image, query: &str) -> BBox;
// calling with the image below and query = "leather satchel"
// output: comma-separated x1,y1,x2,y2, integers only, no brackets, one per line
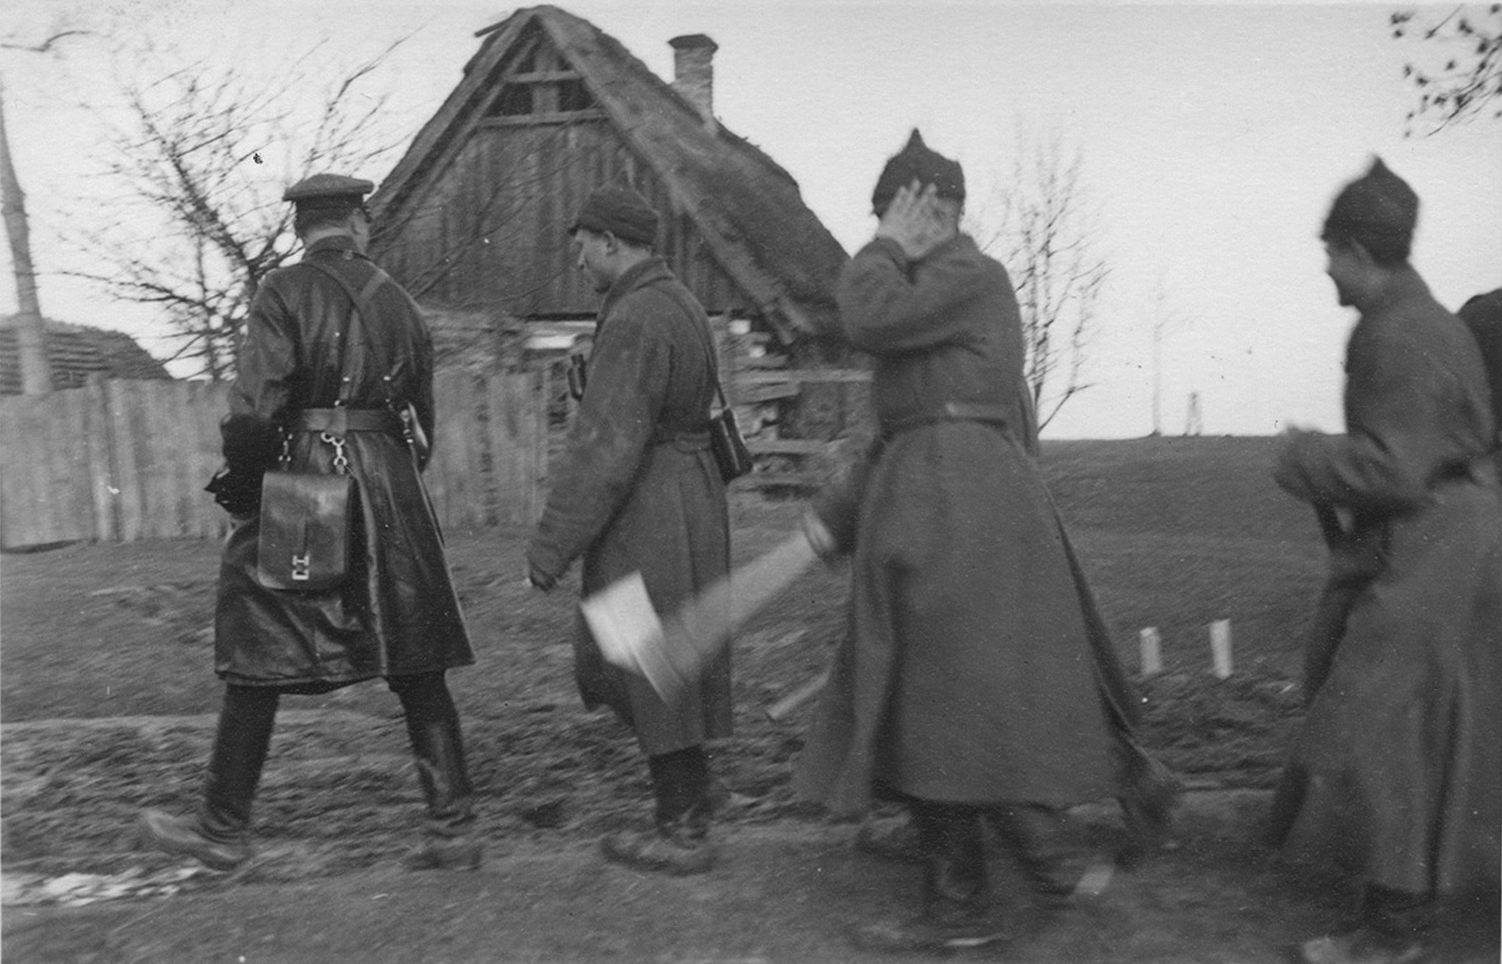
256,469,355,591
708,404,753,483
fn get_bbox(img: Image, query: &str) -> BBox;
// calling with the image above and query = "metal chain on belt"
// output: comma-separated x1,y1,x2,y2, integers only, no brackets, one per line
321,432,350,475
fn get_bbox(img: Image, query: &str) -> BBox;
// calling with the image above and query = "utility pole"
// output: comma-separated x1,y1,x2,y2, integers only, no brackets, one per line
0,70,52,394
1150,316,1162,436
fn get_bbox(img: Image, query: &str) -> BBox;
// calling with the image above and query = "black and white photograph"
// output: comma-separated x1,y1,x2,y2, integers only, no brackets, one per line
2,1,1499,961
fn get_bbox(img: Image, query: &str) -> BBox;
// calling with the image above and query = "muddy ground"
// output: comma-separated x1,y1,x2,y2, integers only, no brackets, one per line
2,439,1497,962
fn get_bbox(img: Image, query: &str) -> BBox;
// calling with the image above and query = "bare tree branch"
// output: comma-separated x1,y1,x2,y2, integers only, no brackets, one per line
59,39,404,378
1392,4,1502,134
970,132,1109,430
1,30,91,55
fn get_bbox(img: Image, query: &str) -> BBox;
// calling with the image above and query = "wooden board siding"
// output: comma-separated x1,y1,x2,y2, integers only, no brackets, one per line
382,116,750,320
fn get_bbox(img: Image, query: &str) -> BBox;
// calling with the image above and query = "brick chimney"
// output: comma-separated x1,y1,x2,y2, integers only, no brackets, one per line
669,34,718,129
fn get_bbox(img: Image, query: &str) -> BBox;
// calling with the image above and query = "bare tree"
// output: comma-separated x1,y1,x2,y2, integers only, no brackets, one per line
1391,4,1502,134
970,132,1108,430
60,39,405,379
0,29,87,393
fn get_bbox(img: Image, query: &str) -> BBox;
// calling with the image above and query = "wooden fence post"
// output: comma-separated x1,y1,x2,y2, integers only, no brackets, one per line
485,369,546,528
83,375,118,543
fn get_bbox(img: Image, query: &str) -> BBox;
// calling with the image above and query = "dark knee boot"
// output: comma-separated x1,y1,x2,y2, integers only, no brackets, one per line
139,685,276,871
1297,886,1433,963
391,674,481,871
919,803,994,933
602,746,715,875
850,801,1006,953
991,803,1093,904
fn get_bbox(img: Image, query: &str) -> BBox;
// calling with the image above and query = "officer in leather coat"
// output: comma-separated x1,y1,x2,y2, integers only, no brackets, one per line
138,174,480,873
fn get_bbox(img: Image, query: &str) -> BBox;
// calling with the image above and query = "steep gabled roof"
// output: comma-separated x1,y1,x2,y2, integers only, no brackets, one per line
370,4,848,340
0,319,171,395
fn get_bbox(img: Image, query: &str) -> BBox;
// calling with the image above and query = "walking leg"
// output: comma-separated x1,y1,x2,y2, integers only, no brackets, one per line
138,684,277,871
1296,885,1433,963
850,799,1007,952
389,672,482,871
602,745,716,875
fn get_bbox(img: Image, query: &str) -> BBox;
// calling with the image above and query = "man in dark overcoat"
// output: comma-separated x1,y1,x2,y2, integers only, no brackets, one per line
1458,287,1502,475
526,184,731,875
1268,159,1501,964
139,174,480,872
792,131,1170,954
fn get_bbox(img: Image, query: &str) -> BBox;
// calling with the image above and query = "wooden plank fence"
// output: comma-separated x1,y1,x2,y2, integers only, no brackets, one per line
0,371,548,550
730,369,872,491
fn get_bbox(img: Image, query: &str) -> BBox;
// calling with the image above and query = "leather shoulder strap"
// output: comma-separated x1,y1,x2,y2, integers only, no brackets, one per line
643,279,730,411
301,258,392,405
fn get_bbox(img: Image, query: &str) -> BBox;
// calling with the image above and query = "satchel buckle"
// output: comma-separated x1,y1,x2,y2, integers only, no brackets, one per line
290,553,312,581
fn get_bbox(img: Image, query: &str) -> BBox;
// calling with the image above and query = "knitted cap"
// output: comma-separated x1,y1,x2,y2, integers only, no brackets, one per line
871,129,965,215
1322,157,1418,262
570,185,659,246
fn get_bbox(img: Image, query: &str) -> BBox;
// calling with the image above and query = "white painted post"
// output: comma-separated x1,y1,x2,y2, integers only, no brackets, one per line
1210,619,1233,678
1138,627,1162,677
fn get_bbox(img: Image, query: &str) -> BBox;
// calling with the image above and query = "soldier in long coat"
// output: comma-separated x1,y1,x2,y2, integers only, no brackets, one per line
793,132,1162,954
139,174,479,873
527,184,731,875
1269,159,1501,964
1458,287,1502,476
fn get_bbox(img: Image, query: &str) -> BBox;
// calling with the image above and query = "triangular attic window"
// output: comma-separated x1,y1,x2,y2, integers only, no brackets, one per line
486,32,596,119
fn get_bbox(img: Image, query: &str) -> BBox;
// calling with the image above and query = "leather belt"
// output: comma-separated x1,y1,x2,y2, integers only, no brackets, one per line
651,424,712,448
290,408,403,434
881,401,1011,438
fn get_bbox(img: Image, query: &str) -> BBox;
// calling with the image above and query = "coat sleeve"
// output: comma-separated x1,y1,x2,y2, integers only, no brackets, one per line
836,238,994,354
228,278,300,444
207,279,299,513
1273,321,1443,512
526,309,671,581
410,315,437,469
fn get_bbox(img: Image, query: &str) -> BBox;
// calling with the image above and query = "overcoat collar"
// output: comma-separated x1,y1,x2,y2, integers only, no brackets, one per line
1361,263,1431,319
599,257,674,321
303,234,369,262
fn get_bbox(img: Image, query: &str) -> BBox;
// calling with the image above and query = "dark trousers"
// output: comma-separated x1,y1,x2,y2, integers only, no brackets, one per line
905,797,1081,921
199,672,473,841
1362,884,1436,940
647,745,709,832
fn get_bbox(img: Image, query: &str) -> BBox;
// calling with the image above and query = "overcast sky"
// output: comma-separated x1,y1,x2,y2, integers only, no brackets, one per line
4,0,1500,438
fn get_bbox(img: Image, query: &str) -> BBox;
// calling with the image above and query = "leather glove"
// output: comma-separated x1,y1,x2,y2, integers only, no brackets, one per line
205,466,261,518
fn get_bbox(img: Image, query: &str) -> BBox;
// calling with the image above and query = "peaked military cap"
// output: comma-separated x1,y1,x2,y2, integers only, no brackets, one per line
570,184,659,246
283,173,375,210
1322,157,1418,262
871,129,965,215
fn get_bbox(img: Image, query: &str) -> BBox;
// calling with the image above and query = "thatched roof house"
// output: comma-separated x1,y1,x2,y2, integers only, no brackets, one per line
367,5,849,344
0,318,170,395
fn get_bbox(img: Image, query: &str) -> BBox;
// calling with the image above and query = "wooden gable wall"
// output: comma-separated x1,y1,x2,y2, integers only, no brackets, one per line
377,23,749,320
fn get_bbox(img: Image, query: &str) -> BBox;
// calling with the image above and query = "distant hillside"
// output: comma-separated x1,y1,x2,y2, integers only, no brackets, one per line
1041,436,1316,547
1038,436,1328,679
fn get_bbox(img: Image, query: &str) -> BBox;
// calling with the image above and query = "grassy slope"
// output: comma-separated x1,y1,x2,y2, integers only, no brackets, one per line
1041,435,1324,677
